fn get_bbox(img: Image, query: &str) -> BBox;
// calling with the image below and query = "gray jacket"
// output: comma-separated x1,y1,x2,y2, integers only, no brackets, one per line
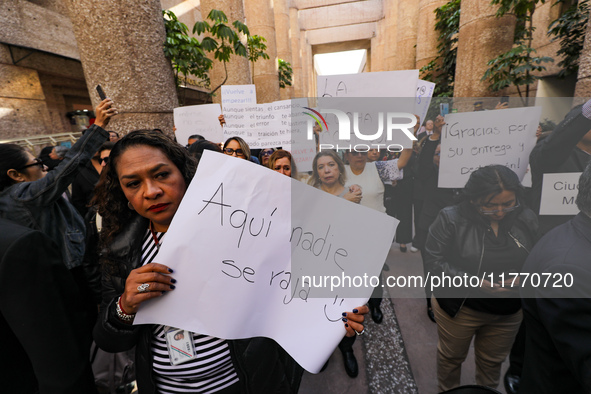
0,125,109,269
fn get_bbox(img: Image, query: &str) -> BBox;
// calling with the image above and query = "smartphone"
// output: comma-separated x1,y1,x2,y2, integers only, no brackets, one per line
501,96,509,104
440,103,449,117
96,85,107,101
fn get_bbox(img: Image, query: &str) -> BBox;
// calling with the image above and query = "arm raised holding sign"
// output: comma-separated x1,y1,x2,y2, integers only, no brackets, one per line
91,130,367,392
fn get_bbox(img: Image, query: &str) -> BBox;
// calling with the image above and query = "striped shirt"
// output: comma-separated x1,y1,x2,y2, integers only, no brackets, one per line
141,230,239,393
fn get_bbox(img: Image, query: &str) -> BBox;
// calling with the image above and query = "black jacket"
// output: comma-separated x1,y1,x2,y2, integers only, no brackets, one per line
93,215,303,393
520,213,591,393
0,219,96,394
424,203,539,317
529,104,591,234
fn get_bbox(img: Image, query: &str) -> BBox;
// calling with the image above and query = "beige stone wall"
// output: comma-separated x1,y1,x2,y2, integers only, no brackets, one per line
454,0,516,97
289,7,304,98
274,0,293,99
65,0,179,134
416,0,448,71
244,0,281,103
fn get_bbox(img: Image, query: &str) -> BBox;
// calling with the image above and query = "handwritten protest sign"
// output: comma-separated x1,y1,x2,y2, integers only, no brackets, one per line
315,71,420,149
438,107,541,188
317,70,419,98
173,104,223,145
539,172,581,215
221,84,257,110
134,151,397,373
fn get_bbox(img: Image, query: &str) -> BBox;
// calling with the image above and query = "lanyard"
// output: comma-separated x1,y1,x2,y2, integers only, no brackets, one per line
149,221,161,249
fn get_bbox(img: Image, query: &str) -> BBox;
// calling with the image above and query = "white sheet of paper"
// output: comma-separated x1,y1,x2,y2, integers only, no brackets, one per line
134,151,397,373
415,80,435,129
173,104,223,145
539,172,582,215
316,70,419,98
221,84,257,110
438,107,541,188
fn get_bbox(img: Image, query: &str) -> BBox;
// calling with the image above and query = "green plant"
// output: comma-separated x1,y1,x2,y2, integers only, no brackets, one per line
247,35,270,82
163,10,211,89
419,0,461,97
481,0,553,102
548,0,589,78
193,9,249,95
278,59,293,89
162,9,253,102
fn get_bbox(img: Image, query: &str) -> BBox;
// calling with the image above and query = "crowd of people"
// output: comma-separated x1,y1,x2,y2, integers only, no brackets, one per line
1,95,591,394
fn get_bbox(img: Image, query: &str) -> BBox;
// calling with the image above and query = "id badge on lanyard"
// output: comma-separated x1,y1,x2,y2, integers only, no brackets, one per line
165,327,196,366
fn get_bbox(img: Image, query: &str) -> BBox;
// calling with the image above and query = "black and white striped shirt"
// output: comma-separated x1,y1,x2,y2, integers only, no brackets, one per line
141,230,239,393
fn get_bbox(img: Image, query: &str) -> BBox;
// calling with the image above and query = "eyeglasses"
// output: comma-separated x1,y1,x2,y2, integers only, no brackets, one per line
17,158,44,171
224,148,245,156
479,202,520,215
99,157,109,165
261,150,274,157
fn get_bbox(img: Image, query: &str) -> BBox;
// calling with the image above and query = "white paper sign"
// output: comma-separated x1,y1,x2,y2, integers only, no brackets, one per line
221,84,257,110
317,70,419,98
315,71,420,149
415,80,435,129
134,151,397,373
539,172,581,215
438,107,541,188
173,104,223,145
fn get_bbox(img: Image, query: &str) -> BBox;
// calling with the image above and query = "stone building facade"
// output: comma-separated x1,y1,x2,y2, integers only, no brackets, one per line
0,0,588,139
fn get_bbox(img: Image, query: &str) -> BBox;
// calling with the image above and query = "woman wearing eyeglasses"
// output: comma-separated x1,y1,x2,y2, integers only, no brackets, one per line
424,165,539,392
0,99,116,271
223,136,251,160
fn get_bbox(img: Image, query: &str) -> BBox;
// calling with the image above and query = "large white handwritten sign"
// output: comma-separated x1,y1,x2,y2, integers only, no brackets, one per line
173,104,223,145
415,80,435,129
539,172,582,215
438,107,541,188
134,151,397,373
317,70,419,98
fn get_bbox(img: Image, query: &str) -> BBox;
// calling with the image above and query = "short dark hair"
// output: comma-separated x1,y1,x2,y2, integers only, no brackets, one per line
576,161,591,217
460,165,525,205
98,141,116,155
0,144,29,191
188,139,222,165
93,130,197,243
188,134,204,141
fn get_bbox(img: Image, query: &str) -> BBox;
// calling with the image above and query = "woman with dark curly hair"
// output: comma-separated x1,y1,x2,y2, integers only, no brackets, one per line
424,165,539,391
92,130,368,393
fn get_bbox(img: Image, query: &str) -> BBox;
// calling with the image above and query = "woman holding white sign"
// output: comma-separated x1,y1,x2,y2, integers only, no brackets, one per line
92,130,368,393
424,165,538,392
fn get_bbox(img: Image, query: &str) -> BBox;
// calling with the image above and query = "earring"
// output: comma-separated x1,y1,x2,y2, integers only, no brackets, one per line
127,202,135,211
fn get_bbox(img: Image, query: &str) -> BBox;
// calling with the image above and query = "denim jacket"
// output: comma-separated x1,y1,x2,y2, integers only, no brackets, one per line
0,125,109,269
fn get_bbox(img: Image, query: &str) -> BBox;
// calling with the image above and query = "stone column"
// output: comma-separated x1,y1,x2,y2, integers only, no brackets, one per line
0,45,52,138
574,8,591,97
201,0,251,103
274,0,293,100
382,0,397,70
289,7,304,97
454,0,516,97
65,0,178,134
416,0,449,70
394,0,419,70
371,18,385,72
301,35,313,98
244,0,281,103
